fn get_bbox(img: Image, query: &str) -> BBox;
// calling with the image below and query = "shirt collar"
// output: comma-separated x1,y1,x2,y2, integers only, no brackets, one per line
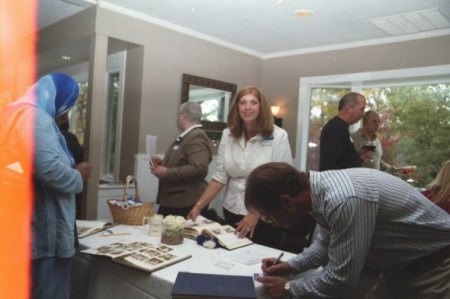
358,128,377,140
179,124,202,138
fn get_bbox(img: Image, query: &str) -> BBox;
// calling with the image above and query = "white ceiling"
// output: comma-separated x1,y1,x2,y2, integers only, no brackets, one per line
39,0,450,58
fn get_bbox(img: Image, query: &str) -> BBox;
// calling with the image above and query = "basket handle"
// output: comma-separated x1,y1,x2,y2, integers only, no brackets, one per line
122,175,141,202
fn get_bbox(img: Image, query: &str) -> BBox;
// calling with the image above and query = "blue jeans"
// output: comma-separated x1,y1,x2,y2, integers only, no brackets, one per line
32,257,72,299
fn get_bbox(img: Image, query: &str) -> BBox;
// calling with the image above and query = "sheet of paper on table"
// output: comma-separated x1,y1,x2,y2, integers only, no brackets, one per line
227,248,268,265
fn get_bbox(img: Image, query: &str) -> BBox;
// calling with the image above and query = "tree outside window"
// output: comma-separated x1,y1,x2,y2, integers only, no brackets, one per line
308,84,450,187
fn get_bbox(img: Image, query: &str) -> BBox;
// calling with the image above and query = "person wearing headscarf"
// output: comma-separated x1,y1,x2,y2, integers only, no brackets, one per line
0,73,92,299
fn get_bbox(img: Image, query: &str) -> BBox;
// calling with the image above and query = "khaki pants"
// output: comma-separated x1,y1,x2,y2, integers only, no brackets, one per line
365,257,450,299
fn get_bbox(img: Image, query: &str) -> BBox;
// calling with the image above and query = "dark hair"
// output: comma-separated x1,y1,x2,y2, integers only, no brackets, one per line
227,86,274,139
245,162,309,213
338,92,364,111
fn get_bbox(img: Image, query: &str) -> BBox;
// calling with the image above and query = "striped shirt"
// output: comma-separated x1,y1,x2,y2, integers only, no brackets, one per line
287,168,450,298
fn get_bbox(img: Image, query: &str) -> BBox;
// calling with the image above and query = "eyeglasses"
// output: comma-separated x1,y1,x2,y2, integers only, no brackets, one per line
260,214,281,227
260,214,274,223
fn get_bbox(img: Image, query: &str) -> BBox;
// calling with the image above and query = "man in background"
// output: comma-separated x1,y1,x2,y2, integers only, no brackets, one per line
352,111,402,173
351,110,382,169
319,92,367,171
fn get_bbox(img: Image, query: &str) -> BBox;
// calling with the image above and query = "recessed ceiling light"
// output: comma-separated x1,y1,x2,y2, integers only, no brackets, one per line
61,55,71,60
294,9,314,17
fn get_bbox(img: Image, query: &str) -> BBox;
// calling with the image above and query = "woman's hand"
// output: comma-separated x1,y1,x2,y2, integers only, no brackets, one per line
187,205,201,221
236,212,259,238
75,162,92,180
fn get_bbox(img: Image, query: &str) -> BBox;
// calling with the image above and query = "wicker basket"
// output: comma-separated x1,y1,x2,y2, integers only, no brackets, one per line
107,175,154,225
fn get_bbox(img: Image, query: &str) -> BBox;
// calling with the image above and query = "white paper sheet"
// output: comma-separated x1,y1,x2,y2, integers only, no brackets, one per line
227,248,268,265
146,135,158,165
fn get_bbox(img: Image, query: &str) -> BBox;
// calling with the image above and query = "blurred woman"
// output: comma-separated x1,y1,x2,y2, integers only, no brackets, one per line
422,160,450,213
0,73,92,299
187,86,292,248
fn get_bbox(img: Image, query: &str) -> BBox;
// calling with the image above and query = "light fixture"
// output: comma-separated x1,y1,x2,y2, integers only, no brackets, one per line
61,55,71,60
294,9,314,17
271,105,283,127
271,105,280,116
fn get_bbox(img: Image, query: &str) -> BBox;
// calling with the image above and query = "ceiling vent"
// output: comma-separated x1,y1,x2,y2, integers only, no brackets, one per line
369,8,450,35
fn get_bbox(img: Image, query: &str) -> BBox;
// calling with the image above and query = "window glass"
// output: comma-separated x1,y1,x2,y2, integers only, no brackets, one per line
307,88,350,171
102,72,120,181
362,84,450,187
68,81,88,146
308,84,450,187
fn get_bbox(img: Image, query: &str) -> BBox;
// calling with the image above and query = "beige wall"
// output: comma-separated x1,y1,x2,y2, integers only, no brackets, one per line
33,6,450,218
38,6,450,159
95,8,263,154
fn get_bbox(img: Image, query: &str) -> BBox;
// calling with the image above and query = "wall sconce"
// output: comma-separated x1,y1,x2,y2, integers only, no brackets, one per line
271,105,283,127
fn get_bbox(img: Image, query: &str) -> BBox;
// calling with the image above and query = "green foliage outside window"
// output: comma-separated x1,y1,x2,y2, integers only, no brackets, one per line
308,84,450,187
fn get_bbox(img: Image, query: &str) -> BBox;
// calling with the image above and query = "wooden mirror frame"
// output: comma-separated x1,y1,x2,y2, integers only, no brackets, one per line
181,73,237,138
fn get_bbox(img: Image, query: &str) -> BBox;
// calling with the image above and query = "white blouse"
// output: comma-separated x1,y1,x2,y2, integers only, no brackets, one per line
212,126,293,215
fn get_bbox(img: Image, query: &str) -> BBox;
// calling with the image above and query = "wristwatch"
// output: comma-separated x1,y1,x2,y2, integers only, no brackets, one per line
283,281,292,299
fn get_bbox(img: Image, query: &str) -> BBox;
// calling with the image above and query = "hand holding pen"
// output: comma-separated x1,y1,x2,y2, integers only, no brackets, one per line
261,252,290,276
272,252,284,266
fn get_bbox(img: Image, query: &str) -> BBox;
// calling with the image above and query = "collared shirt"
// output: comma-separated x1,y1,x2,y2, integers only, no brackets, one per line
351,128,383,169
287,168,450,298
178,124,202,139
212,126,292,215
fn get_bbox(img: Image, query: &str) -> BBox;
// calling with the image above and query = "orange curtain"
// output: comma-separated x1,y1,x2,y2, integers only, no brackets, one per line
0,1,37,298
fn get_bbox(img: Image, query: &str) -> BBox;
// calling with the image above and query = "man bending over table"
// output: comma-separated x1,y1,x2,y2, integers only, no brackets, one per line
245,162,450,299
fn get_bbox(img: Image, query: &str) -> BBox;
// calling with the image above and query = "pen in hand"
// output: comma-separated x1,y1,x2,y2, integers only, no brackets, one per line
272,252,284,266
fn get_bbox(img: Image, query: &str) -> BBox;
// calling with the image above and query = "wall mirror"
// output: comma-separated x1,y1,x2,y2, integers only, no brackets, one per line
181,73,237,139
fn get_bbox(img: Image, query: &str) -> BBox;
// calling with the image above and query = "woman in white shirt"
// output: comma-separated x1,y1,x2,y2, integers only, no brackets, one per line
187,86,292,247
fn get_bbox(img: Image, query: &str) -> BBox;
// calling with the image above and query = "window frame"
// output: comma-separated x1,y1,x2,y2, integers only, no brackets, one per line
296,64,450,171
101,51,126,182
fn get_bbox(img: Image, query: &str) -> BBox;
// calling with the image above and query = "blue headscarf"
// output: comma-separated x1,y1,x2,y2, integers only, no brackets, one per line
1,73,80,167
18,73,80,165
32,72,80,118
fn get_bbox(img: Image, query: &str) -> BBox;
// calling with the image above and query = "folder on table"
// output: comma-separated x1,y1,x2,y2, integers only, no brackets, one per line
171,272,257,299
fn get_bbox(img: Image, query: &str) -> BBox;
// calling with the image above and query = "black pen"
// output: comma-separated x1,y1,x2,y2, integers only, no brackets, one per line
272,252,284,265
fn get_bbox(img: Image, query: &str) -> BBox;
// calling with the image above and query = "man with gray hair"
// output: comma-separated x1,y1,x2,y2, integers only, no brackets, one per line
319,92,367,171
151,101,213,217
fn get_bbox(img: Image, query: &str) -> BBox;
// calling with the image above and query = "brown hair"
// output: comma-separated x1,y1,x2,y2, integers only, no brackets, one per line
227,86,274,139
427,160,450,205
245,162,309,213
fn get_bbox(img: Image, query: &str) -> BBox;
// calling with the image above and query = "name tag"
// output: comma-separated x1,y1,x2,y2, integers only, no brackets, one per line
262,135,274,146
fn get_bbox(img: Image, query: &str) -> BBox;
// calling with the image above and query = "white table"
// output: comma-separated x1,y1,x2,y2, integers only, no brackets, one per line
71,224,316,299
